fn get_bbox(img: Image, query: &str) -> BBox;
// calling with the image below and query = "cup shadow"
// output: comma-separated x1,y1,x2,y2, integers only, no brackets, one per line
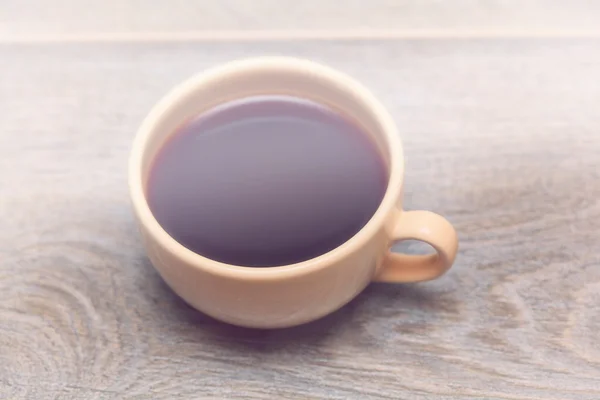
143,257,457,355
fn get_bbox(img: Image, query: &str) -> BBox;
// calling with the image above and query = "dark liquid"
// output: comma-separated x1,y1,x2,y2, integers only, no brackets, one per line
147,96,388,267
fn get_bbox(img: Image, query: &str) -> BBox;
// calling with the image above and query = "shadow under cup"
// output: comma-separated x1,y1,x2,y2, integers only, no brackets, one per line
129,57,405,328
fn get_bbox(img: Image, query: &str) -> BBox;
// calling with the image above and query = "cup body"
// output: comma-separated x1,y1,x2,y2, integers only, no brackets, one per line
129,57,408,328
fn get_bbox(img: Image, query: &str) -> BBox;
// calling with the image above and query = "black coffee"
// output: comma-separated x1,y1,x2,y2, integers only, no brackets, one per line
147,96,388,267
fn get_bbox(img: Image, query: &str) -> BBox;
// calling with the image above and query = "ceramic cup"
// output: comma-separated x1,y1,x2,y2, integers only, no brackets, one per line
129,57,458,328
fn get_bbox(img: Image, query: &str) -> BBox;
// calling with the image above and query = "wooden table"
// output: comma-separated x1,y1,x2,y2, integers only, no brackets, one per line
2,2,600,399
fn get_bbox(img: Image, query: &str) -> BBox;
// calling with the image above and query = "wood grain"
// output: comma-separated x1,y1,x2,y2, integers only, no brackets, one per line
1,39,600,399
2,0,600,39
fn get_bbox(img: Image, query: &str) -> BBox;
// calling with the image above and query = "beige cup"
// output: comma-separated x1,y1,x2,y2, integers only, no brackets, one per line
129,57,458,329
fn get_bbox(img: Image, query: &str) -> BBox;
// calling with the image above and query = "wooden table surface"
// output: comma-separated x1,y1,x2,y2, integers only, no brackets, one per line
2,2,600,399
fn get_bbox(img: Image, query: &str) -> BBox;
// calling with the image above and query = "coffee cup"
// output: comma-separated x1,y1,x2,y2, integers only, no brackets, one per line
129,57,458,328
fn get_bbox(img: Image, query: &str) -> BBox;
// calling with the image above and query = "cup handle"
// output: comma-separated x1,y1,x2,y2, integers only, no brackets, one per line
373,210,458,283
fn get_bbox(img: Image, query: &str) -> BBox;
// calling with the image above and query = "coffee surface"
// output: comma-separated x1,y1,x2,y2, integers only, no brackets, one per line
147,96,388,267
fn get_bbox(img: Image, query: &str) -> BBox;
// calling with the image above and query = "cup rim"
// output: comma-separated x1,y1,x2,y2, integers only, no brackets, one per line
129,56,404,281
